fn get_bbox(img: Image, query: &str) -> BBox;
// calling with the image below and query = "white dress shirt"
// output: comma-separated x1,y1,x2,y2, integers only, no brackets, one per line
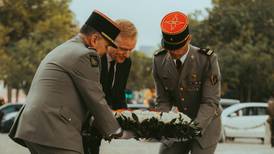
173,45,190,65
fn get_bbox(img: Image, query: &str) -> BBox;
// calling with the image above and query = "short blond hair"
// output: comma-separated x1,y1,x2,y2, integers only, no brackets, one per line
115,19,138,38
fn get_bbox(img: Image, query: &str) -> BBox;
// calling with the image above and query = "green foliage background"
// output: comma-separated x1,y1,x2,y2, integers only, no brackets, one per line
189,0,274,101
0,0,77,99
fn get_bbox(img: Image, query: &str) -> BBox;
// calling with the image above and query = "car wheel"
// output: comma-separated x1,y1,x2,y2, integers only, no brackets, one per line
261,138,264,144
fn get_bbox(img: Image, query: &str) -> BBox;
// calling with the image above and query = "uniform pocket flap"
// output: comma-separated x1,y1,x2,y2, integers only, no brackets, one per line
59,106,72,123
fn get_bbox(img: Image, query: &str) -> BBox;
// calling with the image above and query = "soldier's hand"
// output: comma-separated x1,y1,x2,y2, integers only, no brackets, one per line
118,130,135,139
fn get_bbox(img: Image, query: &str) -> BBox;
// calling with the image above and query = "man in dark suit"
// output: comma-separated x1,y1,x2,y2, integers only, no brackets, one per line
100,19,137,110
9,10,134,154
87,19,138,154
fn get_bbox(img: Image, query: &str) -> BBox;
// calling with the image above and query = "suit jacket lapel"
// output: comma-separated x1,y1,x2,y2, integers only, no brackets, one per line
166,53,179,77
113,63,121,89
100,55,109,87
160,53,179,87
179,47,194,85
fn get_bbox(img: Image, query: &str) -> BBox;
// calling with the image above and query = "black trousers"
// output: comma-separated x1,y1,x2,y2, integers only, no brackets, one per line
82,135,102,154
82,112,103,154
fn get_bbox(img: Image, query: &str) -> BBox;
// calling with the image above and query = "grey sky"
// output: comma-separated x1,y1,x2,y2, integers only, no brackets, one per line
70,0,212,49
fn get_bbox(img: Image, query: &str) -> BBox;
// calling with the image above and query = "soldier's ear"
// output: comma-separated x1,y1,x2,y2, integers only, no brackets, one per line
89,34,99,47
91,33,99,41
188,35,192,43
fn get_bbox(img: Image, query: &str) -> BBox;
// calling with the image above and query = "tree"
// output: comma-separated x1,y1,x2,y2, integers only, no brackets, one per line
191,0,274,101
0,24,10,79
0,0,77,101
127,51,154,90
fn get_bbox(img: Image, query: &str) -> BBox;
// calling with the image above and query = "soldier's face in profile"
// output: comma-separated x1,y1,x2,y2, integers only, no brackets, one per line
169,36,191,59
108,36,136,63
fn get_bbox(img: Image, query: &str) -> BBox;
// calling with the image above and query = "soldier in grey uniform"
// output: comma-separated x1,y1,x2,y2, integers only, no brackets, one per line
153,11,222,154
9,10,134,154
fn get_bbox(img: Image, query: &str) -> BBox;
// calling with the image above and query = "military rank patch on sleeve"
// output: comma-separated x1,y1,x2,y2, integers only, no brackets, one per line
89,55,99,67
210,74,218,86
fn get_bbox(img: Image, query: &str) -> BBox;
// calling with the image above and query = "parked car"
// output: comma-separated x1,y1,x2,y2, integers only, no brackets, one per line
0,103,23,133
0,112,18,132
220,102,268,143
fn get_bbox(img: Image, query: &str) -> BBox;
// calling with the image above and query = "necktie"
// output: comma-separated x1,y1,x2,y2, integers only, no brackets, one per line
176,59,182,73
108,60,115,87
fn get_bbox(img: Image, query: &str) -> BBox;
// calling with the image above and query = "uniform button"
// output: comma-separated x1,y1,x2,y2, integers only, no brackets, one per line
180,87,184,91
165,87,168,90
181,98,185,101
68,118,72,121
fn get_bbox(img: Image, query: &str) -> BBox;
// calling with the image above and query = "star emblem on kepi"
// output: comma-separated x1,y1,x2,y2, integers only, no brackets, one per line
161,11,188,34
164,15,185,31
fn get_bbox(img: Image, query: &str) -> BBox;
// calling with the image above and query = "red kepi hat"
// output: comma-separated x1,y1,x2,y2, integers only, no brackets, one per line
161,11,190,50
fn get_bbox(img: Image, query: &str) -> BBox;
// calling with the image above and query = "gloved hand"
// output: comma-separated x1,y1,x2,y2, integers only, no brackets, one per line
118,130,135,139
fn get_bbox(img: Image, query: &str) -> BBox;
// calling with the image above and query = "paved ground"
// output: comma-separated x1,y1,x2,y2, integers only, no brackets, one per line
1,133,274,154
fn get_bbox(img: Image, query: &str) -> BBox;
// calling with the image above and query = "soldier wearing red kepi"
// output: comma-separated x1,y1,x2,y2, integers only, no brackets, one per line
152,11,222,154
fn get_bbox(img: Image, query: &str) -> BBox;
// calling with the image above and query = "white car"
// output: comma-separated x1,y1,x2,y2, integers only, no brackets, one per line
0,111,19,132
220,98,240,109
220,102,268,143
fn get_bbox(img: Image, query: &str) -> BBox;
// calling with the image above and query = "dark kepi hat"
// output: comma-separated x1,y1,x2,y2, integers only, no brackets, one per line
85,10,120,48
161,11,190,50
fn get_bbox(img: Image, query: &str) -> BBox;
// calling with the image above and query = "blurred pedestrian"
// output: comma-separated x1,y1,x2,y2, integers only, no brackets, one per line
267,91,274,147
0,96,5,123
0,96,4,106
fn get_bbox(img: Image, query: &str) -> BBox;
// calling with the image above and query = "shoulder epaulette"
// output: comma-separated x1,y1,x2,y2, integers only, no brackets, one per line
198,48,214,56
154,48,167,56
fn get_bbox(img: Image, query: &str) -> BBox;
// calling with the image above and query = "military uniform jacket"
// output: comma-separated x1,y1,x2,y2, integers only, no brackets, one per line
152,45,222,148
9,35,120,153
100,55,131,110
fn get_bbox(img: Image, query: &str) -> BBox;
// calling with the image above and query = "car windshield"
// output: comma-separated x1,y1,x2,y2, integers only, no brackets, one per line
228,106,267,117
0,104,23,114
2,112,18,121
220,99,240,109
